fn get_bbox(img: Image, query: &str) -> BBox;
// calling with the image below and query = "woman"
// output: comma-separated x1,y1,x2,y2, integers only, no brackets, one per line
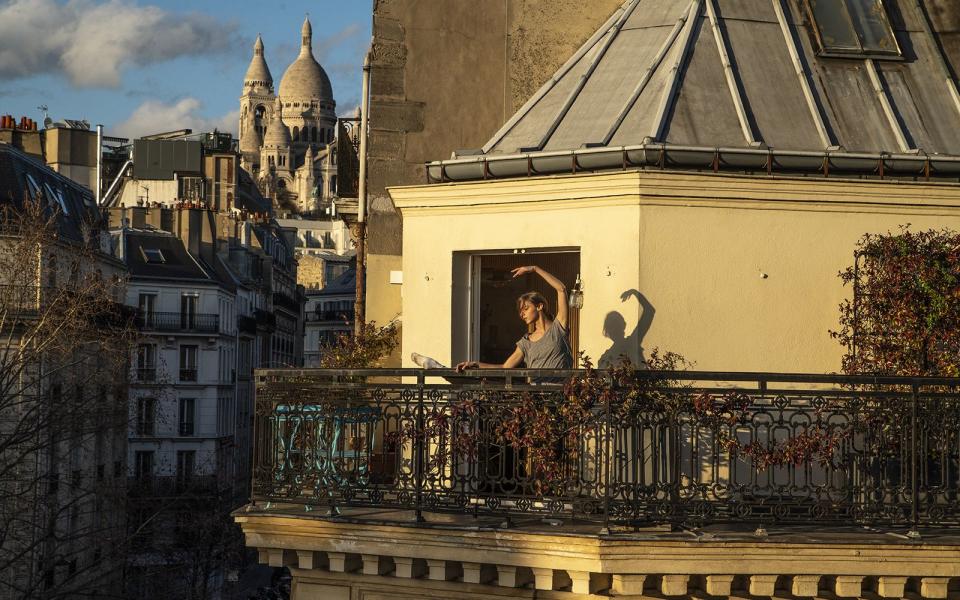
456,265,573,373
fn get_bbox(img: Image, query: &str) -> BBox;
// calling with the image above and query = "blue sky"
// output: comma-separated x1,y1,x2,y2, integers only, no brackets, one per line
0,0,371,139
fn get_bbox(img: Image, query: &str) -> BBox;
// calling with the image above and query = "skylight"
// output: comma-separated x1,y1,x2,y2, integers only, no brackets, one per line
142,248,165,264
806,0,900,58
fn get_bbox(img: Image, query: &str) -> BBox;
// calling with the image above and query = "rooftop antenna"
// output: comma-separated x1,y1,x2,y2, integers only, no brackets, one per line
37,104,52,129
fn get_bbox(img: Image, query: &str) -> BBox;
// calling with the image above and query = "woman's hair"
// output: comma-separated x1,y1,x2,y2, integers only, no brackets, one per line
517,291,553,334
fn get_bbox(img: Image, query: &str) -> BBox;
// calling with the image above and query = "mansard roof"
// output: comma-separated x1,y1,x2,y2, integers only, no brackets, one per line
429,0,960,182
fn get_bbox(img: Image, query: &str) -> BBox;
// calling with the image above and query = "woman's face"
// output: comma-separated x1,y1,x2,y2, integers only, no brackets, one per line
518,300,541,325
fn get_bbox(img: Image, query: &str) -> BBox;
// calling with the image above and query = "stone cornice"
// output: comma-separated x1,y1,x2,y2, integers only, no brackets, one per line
236,512,960,577
388,170,960,217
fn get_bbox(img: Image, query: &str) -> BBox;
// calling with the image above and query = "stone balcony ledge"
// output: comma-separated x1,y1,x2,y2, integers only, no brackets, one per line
235,504,960,600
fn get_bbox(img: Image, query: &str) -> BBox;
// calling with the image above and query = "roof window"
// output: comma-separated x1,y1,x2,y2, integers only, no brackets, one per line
141,248,165,264
806,0,900,58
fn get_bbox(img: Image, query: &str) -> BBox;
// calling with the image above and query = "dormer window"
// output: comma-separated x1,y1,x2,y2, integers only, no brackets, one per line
806,0,900,58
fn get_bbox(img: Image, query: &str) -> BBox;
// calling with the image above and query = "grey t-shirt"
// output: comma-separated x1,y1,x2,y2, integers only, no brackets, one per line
516,321,573,370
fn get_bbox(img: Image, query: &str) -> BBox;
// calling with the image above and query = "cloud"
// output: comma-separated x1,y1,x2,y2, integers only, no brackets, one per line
0,0,238,88
315,23,363,61
113,98,239,139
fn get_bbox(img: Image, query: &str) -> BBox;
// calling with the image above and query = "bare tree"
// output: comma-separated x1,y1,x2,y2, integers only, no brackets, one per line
0,196,135,600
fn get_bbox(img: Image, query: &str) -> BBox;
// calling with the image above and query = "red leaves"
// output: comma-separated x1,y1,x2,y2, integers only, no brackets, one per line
835,226,960,377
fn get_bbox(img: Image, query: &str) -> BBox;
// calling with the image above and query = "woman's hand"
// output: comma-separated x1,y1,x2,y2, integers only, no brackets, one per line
455,361,479,372
510,266,535,278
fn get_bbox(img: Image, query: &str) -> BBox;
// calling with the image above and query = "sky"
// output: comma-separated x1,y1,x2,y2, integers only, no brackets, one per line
0,0,372,139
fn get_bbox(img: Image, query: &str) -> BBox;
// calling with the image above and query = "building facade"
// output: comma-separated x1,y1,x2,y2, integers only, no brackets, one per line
0,143,129,600
303,264,356,367
239,1,960,599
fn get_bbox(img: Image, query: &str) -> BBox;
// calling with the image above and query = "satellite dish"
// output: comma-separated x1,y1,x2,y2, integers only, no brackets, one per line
43,117,53,129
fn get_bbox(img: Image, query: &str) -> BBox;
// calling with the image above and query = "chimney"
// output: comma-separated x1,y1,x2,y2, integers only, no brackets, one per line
176,206,217,266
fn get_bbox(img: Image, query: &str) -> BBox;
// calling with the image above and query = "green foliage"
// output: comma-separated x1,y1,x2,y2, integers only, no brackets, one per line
317,321,399,369
833,226,960,376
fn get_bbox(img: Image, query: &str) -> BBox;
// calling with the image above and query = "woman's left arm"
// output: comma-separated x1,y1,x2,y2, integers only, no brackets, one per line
512,265,568,328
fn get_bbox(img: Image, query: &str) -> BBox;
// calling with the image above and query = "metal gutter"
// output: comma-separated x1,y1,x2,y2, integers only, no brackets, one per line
601,5,689,146
705,0,758,146
771,0,833,149
481,1,631,154
866,58,912,153
650,0,703,142
426,143,960,184
531,0,642,151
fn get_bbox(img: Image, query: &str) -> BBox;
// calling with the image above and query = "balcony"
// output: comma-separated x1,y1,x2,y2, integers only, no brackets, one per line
272,292,301,314
252,368,960,532
178,368,197,382
241,368,960,599
306,310,352,323
136,311,219,334
254,308,276,331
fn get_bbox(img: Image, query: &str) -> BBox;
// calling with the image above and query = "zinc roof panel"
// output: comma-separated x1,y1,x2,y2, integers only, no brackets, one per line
663,16,748,148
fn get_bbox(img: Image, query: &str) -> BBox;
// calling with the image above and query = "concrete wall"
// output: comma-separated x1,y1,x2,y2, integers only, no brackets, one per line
366,0,623,361
391,170,960,374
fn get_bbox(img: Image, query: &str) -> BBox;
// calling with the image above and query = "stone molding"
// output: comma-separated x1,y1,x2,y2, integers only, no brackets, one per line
237,512,960,599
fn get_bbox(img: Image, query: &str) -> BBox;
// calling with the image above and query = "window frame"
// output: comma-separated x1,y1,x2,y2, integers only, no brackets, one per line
179,344,199,382
135,397,156,436
805,0,902,59
178,398,196,437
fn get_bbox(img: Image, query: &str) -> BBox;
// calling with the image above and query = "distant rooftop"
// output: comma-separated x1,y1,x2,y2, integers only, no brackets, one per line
429,0,960,183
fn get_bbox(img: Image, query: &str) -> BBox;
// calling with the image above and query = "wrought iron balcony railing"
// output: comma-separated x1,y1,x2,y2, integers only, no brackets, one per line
179,368,198,382
136,311,219,333
306,310,352,323
254,309,276,330
273,292,300,313
253,368,960,532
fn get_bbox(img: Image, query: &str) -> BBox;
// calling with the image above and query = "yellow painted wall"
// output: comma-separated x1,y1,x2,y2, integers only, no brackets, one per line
391,171,960,373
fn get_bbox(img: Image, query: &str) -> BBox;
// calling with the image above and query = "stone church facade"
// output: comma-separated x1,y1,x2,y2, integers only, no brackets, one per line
238,18,338,215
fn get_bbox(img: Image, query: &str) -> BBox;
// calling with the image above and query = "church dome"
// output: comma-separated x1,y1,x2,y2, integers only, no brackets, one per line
243,35,273,91
263,99,291,147
278,17,334,103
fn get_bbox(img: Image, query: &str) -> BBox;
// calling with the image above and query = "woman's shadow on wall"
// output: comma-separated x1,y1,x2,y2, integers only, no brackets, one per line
599,289,655,368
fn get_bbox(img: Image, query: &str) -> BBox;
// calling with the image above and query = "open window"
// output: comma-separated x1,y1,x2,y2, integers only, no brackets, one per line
454,250,581,367
805,0,901,58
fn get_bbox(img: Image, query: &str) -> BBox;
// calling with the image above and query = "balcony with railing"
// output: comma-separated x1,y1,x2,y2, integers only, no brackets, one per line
136,311,219,334
306,309,352,323
272,292,301,314
254,308,276,330
252,368,960,532
241,368,960,599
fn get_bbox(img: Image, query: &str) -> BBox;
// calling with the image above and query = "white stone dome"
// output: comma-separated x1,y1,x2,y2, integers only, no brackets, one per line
278,17,334,103
263,99,291,146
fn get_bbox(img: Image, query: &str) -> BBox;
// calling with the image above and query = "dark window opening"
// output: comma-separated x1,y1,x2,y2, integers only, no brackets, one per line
806,0,900,57
470,251,581,366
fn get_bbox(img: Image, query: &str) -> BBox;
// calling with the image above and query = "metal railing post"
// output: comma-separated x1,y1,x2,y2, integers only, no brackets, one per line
600,373,614,534
415,371,426,523
908,384,921,539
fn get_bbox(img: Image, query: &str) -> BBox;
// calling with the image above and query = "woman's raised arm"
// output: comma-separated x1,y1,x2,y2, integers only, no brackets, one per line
511,265,568,328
